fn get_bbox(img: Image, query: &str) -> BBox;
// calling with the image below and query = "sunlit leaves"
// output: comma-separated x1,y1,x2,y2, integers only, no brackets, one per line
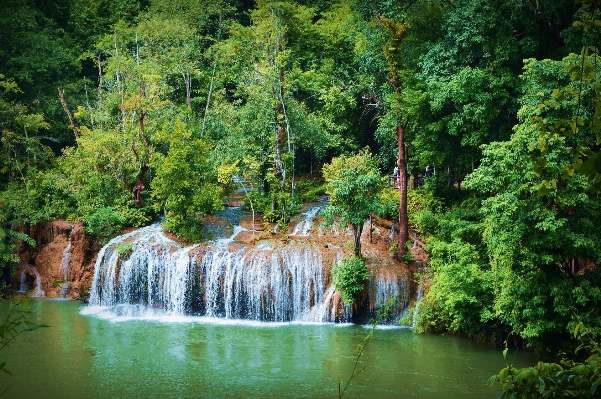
150,119,222,240
322,149,382,257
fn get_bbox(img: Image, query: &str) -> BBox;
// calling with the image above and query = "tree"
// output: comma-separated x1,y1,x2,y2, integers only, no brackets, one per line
376,13,410,260
331,256,369,305
0,73,50,285
208,0,364,224
462,55,601,351
322,149,382,257
150,119,223,240
531,0,601,196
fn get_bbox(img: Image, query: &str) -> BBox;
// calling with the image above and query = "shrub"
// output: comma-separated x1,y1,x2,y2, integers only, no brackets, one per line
377,187,443,229
83,207,125,241
331,256,370,305
489,323,601,398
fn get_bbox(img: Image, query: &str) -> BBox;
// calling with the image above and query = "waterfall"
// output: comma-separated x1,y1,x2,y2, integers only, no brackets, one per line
18,267,27,293
30,267,45,297
362,267,412,324
290,205,323,237
58,242,71,298
411,274,424,330
88,222,415,324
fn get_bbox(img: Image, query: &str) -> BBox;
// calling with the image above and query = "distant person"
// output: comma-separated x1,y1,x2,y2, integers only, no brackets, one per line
393,167,399,188
425,164,434,178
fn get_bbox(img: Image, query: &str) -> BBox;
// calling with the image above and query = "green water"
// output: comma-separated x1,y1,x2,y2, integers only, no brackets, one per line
2,300,535,398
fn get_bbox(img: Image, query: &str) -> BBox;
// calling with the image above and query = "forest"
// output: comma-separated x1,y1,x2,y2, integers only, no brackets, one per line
1,0,601,394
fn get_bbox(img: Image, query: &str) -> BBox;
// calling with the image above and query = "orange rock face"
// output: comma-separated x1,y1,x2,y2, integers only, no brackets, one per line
16,221,99,300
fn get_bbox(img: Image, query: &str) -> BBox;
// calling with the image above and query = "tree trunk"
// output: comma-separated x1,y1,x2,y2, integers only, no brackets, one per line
201,13,222,136
57,87,79,141
184,69,191,109
353,222,364,258
97,54,103,112
132,83,151,206
272,29,290,222
133,165,148,206
397,125,409,261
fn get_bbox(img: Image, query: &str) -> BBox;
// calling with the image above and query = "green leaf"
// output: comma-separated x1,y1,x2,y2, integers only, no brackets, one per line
580,158,596,177
595,155,601,174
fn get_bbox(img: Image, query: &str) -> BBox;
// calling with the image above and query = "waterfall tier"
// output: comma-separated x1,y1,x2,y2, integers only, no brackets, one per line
89,222,414,324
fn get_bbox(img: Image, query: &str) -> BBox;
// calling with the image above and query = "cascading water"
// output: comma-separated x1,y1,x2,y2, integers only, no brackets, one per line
412,273,424,329
30,267,45,297
58,242,71,298
290,205,323,237
18,268,27,293
88,217,415,324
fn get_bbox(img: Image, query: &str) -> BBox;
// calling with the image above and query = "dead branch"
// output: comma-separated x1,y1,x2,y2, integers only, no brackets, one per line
57,87,79,140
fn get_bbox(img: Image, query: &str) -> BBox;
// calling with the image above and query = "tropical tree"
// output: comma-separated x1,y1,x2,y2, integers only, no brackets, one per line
464,55,601,351
375,13,411,260
150,119,222,240
322,149,382,258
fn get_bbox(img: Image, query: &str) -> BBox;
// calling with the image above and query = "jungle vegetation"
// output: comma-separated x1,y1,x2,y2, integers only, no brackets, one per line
0,0,600,372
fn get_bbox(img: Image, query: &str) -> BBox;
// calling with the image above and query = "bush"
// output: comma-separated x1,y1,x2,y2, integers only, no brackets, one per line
243,190,300,223
489,323,601,398
331,256,370,305
295,177,326,202
377,187,444,229
83,207,125,241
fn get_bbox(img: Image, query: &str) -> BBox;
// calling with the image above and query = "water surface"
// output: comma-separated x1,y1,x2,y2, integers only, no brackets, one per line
2,300,535,398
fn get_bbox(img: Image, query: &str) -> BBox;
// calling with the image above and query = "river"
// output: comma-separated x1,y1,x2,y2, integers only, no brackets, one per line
1,299,535,398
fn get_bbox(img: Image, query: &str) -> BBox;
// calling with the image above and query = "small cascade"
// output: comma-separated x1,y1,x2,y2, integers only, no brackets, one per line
198,241,333,321
58,242,71,298
89,223,182,309
30,267,45,298
411,274,424,330
290,205,323,237
18,267,27,293
363,267,412,324
389,224,394,241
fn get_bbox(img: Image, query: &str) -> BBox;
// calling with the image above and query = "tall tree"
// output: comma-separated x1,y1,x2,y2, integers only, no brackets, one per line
376,13,410,260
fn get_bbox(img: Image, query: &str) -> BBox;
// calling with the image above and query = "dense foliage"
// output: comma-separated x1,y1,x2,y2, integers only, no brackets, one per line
0,0,600,371
489,323,601,398
331,256,370,305
322,149,382,257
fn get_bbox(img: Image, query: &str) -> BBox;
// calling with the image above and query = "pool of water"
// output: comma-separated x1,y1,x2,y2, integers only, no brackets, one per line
2,300,535,398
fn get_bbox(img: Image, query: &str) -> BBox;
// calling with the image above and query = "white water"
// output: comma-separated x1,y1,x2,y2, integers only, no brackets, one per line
88,222,414,324
31,267,45,297
290,205,323,237
412,274,424,330
58,242,71,297
18,267,27,292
